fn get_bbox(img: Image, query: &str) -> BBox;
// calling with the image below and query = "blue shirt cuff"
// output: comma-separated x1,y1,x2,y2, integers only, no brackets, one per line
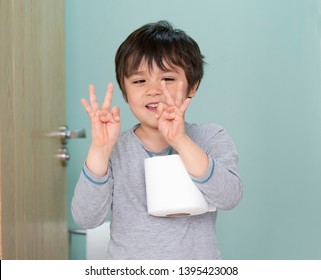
82,161,110,185
190,154,215,184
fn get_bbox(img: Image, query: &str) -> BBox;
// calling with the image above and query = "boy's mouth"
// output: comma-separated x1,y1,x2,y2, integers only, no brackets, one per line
146,103,158,110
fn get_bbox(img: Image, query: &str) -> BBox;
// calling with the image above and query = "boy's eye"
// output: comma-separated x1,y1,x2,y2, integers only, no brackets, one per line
133,79,145,84
162,78,175,82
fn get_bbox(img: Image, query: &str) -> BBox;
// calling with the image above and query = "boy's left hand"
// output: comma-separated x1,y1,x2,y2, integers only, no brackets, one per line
155,81,191,146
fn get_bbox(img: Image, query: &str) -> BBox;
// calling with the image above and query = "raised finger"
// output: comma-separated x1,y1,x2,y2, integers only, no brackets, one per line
89,84,99,111
160,80,175,106
175,81,184,107
102,83,114,111
80,98,92,114
179,96,192,114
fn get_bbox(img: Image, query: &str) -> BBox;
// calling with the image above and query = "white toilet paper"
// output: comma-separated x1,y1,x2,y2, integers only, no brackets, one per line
144,154,216,217
86,222,110,260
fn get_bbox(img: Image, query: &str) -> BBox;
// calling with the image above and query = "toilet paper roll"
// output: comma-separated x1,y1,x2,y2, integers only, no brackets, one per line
144,154,216,217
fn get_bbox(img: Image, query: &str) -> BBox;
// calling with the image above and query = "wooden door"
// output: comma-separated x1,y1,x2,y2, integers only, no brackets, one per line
0,0,68,259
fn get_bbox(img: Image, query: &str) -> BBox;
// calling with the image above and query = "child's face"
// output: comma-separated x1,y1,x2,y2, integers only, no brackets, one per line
124,60,195,129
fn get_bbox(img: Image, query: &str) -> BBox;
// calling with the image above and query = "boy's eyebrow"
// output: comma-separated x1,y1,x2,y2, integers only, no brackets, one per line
129,68,180,76
129,71,145,76
162,68,180,74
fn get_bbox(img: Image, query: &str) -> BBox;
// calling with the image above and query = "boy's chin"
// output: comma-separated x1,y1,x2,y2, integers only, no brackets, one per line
140,121,159,130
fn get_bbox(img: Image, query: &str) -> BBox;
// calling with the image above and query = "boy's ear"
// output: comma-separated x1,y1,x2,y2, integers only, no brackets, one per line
187,81,199,98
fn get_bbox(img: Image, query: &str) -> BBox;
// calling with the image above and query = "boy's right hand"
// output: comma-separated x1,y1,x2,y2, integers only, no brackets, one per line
81,83,120,150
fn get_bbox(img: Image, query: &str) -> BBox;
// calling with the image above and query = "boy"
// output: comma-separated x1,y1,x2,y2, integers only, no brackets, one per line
72,20,243,259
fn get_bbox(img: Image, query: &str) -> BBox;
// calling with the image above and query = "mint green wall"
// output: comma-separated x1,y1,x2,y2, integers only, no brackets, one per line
66,0,321,259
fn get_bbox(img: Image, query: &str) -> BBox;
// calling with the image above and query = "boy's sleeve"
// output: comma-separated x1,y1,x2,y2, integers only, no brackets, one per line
71,161,113,229
190,125,243,210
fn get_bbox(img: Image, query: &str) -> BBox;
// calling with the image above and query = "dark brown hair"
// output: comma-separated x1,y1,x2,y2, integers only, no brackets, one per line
115,20,205,100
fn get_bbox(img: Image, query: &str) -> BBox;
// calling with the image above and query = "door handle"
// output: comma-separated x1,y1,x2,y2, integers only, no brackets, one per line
46,125,86,144
56,147,70,166
46,125,86,166
57,125,86,144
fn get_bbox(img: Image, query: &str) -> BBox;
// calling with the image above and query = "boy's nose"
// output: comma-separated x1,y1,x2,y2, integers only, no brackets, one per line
147,80,162,96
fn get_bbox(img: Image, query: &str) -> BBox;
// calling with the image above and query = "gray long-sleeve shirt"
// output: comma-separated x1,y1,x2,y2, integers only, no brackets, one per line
71,123,243,259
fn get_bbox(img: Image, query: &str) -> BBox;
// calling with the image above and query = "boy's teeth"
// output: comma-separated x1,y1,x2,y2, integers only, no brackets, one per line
147,103,158,108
